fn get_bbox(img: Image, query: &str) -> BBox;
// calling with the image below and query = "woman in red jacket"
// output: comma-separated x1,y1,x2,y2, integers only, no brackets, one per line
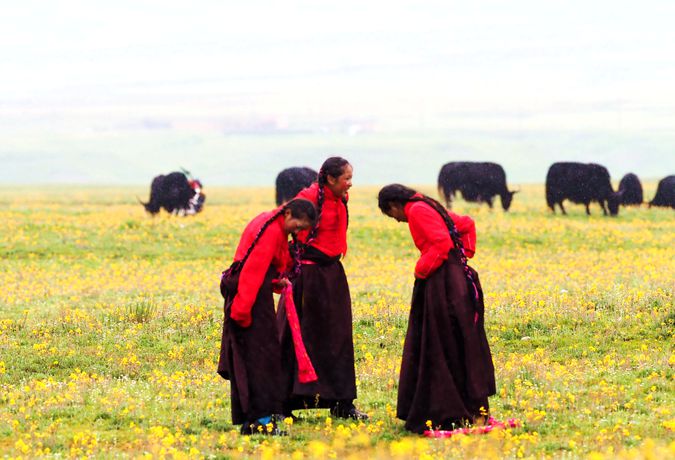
280,156,368,420
218,198,316,435
377,184,496,434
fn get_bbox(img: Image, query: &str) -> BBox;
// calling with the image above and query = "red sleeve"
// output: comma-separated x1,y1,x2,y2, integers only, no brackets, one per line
294,187,317,244
343,193,349,257
230,226,282,327
271,243,294,294
448,212,476,258
408,204,452,279
277,244,294,274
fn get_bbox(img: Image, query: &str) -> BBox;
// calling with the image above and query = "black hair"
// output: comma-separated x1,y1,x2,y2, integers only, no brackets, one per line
236,198,317,277
377,183,417,212
378,184,479,300
305,156,350,245
285,198,317,222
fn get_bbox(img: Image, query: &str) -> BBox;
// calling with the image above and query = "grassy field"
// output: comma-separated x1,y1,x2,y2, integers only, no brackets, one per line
0,184,673,459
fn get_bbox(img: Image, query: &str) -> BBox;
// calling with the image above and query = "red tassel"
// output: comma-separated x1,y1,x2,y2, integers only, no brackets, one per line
423,417,521,438
280,284,317,383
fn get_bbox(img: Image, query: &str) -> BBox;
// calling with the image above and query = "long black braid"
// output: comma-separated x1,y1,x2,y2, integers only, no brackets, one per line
304,156,350,246
378,184,480,301
222,199,316,284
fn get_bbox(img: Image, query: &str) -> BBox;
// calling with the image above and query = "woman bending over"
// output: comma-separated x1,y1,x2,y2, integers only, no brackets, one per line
378,184,496,434
218,199,316,435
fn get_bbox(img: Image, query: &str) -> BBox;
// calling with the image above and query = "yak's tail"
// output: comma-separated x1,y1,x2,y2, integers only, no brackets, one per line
545,191,556,212
137,195,160,214
437,184,451,208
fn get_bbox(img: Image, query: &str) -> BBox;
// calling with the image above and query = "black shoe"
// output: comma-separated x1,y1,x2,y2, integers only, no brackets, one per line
330,404,369,421
240,420,288,436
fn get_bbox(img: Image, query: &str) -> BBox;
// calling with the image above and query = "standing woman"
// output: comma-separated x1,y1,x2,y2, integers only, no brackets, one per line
281,156,368,420
377,184,496,434
218,199,316,435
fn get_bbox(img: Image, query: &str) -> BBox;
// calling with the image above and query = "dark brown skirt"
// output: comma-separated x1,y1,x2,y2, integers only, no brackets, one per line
217,267,284,425
279,250,357,409
397,250,496,434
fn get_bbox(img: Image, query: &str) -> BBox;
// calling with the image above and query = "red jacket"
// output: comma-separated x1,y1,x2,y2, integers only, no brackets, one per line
295,182,348,257
230,210,292,327
404,198,476,279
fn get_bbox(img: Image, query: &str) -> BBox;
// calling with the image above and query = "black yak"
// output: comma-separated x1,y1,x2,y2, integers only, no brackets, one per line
141,171,205,215
275,166,318,205
648,175,675,209
545,162,622,216
437,161,517,210
618,173,643,205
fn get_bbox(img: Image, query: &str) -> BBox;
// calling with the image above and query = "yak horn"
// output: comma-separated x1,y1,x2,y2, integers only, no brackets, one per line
180,166,192,178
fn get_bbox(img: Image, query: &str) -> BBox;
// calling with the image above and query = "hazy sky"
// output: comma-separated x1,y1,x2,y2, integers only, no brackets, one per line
1,1,674,184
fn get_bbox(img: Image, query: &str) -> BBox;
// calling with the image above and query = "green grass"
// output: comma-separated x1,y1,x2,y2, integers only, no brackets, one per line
0,184,673,458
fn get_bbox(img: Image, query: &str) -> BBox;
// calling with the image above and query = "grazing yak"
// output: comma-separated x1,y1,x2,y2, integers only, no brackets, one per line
618,173,643,206
275,166,318,205
141,171,205,216
649,175,675,209
545,162,622,216
437,161,517,211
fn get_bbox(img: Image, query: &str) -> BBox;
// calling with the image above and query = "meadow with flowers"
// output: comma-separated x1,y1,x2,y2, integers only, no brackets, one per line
0,183,673,459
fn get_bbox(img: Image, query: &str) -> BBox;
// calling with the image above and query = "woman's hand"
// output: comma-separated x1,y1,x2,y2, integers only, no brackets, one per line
272,277,291,291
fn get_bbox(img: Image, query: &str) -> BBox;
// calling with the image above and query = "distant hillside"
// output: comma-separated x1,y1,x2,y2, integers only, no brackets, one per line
1,128,673,185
